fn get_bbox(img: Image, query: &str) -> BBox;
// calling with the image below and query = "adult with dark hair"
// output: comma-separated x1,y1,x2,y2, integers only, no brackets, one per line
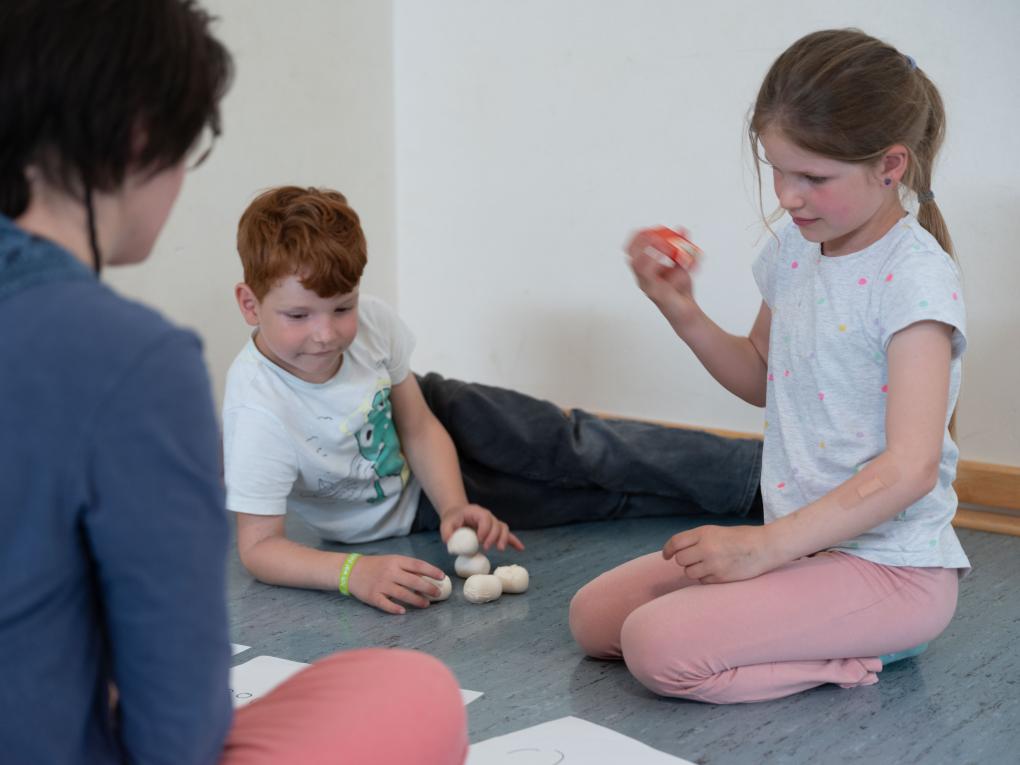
0,2,467,763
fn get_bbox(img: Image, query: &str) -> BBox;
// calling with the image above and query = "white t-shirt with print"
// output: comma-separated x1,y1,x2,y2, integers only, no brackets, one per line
752,215,969,570
222,295,422,543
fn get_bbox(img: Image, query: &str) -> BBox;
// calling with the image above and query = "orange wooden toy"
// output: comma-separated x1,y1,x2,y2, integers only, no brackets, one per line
646,226,702,270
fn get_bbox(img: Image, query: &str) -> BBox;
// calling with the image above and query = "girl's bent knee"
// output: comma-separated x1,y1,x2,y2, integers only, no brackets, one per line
568,585,621,659
621,643,725,703
620,608,707,701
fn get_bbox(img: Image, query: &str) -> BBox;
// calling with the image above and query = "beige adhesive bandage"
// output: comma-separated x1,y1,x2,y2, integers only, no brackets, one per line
836,464,902,510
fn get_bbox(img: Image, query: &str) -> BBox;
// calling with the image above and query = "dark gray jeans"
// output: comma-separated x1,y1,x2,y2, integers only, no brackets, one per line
411,373,763,532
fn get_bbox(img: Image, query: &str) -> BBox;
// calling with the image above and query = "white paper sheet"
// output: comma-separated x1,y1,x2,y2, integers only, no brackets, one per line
229,654,484,708
229,655,308,707
230,643,250,656
466,716,697,765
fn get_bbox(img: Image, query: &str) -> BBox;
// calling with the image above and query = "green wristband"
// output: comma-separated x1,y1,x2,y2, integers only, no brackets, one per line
338,553,362,596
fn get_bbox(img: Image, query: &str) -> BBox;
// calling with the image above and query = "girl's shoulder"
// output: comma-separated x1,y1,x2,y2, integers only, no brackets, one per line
874,215,960,285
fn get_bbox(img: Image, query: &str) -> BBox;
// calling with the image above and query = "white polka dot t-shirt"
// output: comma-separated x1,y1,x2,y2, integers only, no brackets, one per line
752,214,969,570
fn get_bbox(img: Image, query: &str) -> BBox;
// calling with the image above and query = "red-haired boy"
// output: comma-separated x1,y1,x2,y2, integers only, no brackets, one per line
225,186,764,614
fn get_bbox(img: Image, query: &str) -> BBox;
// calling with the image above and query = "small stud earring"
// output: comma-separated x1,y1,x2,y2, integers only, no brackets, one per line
884,178,893,187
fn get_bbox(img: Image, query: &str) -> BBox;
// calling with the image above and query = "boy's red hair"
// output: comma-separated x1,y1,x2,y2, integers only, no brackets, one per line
237,186,367,300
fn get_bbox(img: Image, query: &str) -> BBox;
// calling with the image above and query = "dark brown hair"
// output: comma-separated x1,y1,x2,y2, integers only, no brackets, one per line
749,29,953,256
237,187,368,301
0,0,232,218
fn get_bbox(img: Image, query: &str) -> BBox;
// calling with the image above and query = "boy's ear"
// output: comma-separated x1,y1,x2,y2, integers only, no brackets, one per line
234,283,262,327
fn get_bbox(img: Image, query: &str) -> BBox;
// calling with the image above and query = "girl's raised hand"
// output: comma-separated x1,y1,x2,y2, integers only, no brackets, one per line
625,227,702,329
347,554,447,615
662,524,781,584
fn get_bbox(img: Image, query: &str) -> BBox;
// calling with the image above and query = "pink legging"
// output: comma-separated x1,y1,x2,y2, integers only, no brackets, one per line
221,648,467,764
569,550,958,704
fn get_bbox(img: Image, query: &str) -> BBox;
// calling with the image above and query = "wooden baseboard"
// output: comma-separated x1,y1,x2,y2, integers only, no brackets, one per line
592,413,1020,537
953,460,1020,511
952,507,1020,537
953,460,1020,537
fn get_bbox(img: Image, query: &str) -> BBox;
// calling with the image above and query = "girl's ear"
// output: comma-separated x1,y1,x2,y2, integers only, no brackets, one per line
879,144,910,184
235,283,262,327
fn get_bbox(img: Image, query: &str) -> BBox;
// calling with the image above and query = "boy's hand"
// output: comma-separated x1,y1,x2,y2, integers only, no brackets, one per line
347,554,447,615
662,524,780,584
440,504,525,553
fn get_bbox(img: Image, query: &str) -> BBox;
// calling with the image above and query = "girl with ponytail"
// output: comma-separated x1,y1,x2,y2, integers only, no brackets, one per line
571,29,968,704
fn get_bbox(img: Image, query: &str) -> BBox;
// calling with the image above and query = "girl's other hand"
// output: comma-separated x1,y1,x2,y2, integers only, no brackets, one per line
439,504,525,553
347,554,447,615
625,227,703,329
662,524,781,584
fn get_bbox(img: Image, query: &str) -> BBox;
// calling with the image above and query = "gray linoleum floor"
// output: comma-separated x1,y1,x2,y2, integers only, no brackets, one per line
227,514,1019,765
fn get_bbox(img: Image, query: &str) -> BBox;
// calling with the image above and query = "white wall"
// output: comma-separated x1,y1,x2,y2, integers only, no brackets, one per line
108,0,1018,468
395,0,1020,466
106,0,397,409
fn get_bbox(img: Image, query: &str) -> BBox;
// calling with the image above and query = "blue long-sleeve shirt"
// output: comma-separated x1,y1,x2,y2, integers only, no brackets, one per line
0,215,232,763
